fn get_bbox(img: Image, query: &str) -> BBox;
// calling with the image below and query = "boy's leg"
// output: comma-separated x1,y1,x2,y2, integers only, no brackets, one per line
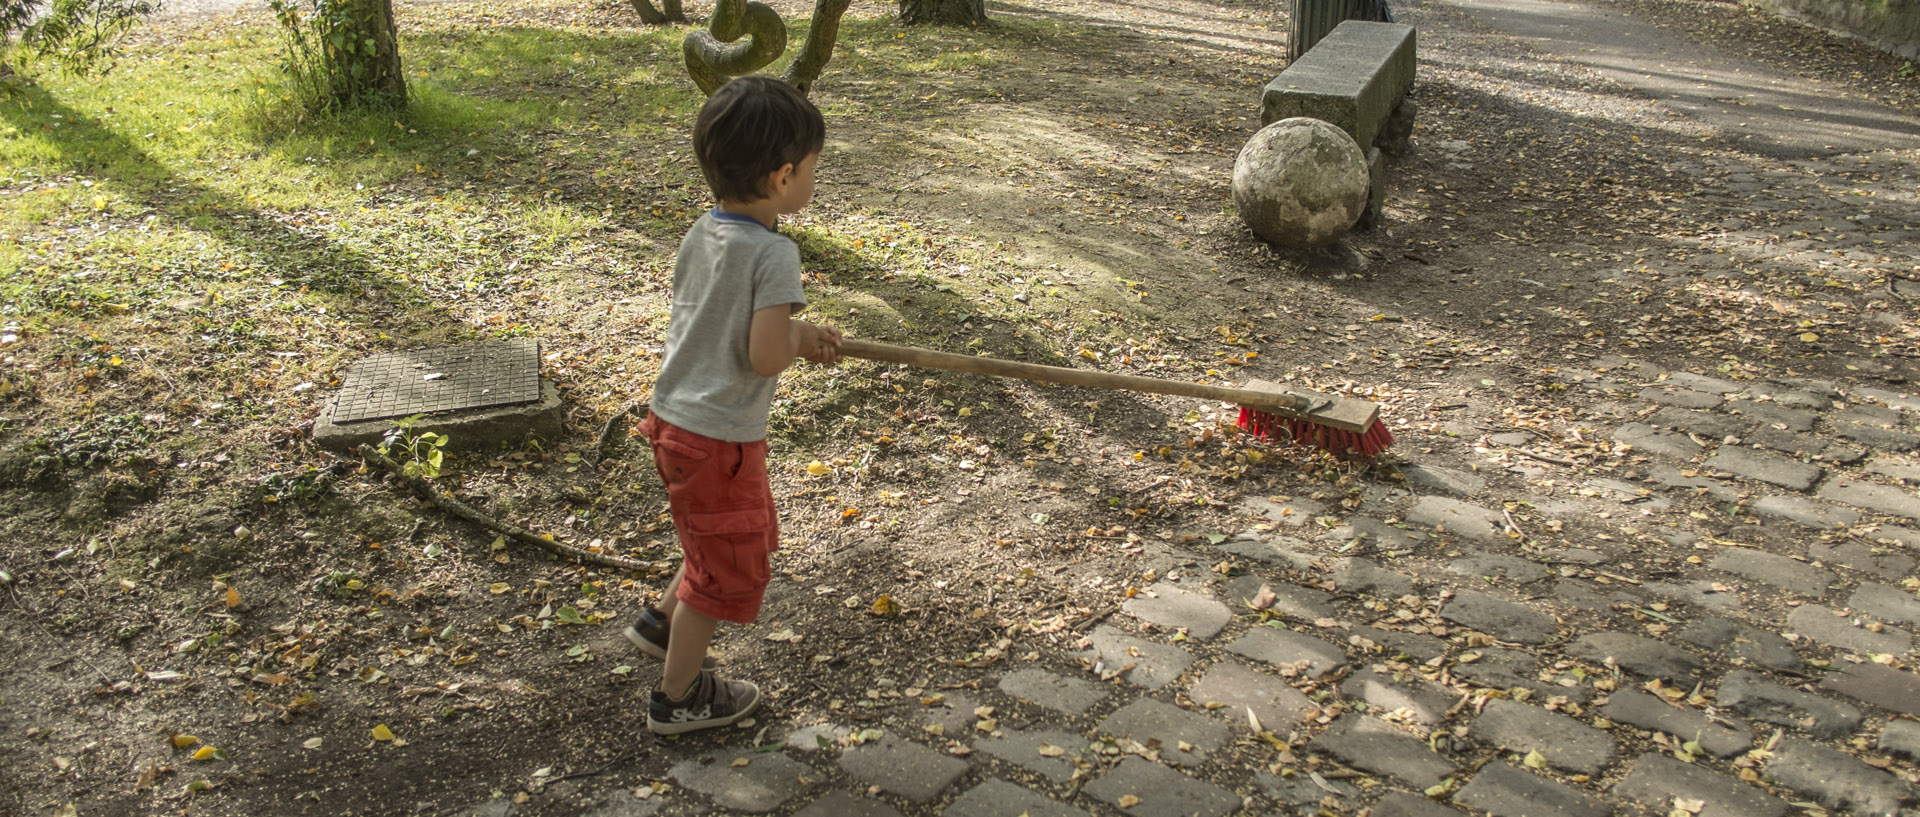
660,603,716,698
657,563,685,621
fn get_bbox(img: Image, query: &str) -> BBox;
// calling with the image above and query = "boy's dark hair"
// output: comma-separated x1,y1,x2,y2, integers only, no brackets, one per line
693,77,826,203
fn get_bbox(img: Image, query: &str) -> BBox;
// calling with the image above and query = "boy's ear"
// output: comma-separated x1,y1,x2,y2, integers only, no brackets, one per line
766,162,796,195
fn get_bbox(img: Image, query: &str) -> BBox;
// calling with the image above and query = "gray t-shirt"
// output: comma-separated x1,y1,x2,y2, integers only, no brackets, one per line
650,209,808,442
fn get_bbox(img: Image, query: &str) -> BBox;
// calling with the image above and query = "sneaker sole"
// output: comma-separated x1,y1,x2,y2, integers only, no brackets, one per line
646,689,761,736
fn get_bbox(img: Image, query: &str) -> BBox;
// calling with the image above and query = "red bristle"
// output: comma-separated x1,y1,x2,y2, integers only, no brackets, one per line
1236,407,1394,458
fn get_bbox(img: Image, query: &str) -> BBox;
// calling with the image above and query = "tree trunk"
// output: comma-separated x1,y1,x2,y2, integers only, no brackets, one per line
898,0,985,26
782,0,852,96
628,0,688,25
328,0,407,109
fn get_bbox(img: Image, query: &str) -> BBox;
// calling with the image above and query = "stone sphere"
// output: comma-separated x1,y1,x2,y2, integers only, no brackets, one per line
1232,117,1369,248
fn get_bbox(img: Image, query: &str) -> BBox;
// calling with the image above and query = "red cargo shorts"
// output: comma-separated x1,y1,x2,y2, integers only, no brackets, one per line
640,413,779,624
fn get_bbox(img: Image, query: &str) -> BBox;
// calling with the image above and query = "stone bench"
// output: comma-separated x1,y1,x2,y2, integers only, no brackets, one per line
1260,20,1416,227
1262,20,1416,150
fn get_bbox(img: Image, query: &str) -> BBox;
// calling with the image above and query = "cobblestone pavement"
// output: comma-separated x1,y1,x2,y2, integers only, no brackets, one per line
453,0,1918,814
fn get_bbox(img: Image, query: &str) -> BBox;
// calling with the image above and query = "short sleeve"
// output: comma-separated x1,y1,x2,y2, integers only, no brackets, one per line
751,237,808,316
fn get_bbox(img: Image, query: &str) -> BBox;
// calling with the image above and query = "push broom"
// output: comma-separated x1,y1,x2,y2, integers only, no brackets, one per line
835,339,1394,457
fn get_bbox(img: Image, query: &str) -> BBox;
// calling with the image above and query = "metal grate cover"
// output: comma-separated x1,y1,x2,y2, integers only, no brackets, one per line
331,338,542,424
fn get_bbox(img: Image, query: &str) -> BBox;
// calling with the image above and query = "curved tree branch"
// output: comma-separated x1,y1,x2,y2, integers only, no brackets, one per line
781,0,853,96
683,0,788,95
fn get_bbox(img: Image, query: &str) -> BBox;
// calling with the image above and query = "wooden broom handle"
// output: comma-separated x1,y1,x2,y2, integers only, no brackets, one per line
835,338,1313,413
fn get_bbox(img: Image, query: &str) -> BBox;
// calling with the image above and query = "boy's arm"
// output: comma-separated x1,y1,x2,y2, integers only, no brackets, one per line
748,304,842,377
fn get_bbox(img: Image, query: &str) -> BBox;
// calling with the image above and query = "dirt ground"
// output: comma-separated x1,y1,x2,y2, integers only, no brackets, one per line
2,0,1918,814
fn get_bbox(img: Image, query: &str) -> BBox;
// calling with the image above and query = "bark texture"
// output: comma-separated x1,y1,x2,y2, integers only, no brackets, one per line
684,0,787,95
627,0,686,25
330,0,407,109
898,0,985,26
782,0,854,96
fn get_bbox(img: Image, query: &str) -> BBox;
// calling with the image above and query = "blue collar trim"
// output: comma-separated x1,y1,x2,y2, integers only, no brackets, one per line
709,208,772,231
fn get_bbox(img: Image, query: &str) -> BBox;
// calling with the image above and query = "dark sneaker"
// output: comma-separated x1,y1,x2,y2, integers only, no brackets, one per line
623,606,716,668
647,671,761,735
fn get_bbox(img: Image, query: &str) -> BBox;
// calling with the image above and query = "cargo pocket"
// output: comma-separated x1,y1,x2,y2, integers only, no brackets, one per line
687,508,773,586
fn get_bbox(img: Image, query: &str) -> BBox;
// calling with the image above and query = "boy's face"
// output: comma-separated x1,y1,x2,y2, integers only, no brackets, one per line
770,151,819,215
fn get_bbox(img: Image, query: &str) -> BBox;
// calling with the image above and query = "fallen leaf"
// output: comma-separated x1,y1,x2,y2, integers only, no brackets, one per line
1522,749,1548,769
171,734,200,748
224,585,242,609
1118,794,1142,808
1037,743,1066,757
372,724,396,742
730,757,750,768
303,738,323,749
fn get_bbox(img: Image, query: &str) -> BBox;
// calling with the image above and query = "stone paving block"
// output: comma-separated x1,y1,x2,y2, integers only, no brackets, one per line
1647,464,1738,501
1870,523,1920,548
1665,372,1743,394
1819,478,1920,520
1745,382,1830,410
972,729,1088,784
1310,715,1457,787
786,723,852,751
1220,535,1314,571
1452,647,1590,702
794,792,904,817
1706,445,1823,491
1096,698,1230,768
1832,413,1920,451
1643,579,1742,611
1599,688,1751,757
1867,454,1920,484
1222,575,1337,621
943,779,1089,817
1190,659,1315,730
1853,386,1920,413
1256,769,1360,807
1351,626,1449,661
1811,540,1917,579
1370,791,1466,817
1615,422,1704,459
1240,494,1326,526
1767,736,1913,816
1341,671,1455,725
1440,590,1558,644
1083,625,1193,689
1727,400,1817,432
1226,626,1347,678
1613,752,1787,817
1752,494,1862,528
1447,551,1552,583
1565,631,1703,682
1083,757,1239,817
1650,405,1747,439
1850,582,1920,626
670,751,816,813
1402,463,1487,496
1551,578,1637,613
1640,385,1724,409
1332,557,1417,598
1710,550,1833,597
1453,760,1609,817
1122,582,1232,639
1408,496,1505,542
1470,698,1615,775
997,668,1110,716
838,734,970,804
1786,604,1913,655
1323,517,1428,552
1581,477,1672,512
1881,719,1920,760
1819,662,1920,716
1676,616,1802,671
1717,669,1863,739
920,692,978,738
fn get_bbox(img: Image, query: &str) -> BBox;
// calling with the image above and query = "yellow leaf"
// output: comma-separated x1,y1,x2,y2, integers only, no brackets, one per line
1799,332,1819,342
1522,749,1548,769
191,745,221,761
729,757,750,767
806,460,831,477
171,734,200,748
225,586,242,609
489,582,510,595
108,355,123,367
372,724,396,742
870,595,901,617
1118,794,1142,808
1037,743,1066,757
92,196,108,211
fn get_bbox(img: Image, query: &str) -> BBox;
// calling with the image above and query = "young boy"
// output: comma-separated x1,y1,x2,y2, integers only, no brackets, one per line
626,76,842,735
